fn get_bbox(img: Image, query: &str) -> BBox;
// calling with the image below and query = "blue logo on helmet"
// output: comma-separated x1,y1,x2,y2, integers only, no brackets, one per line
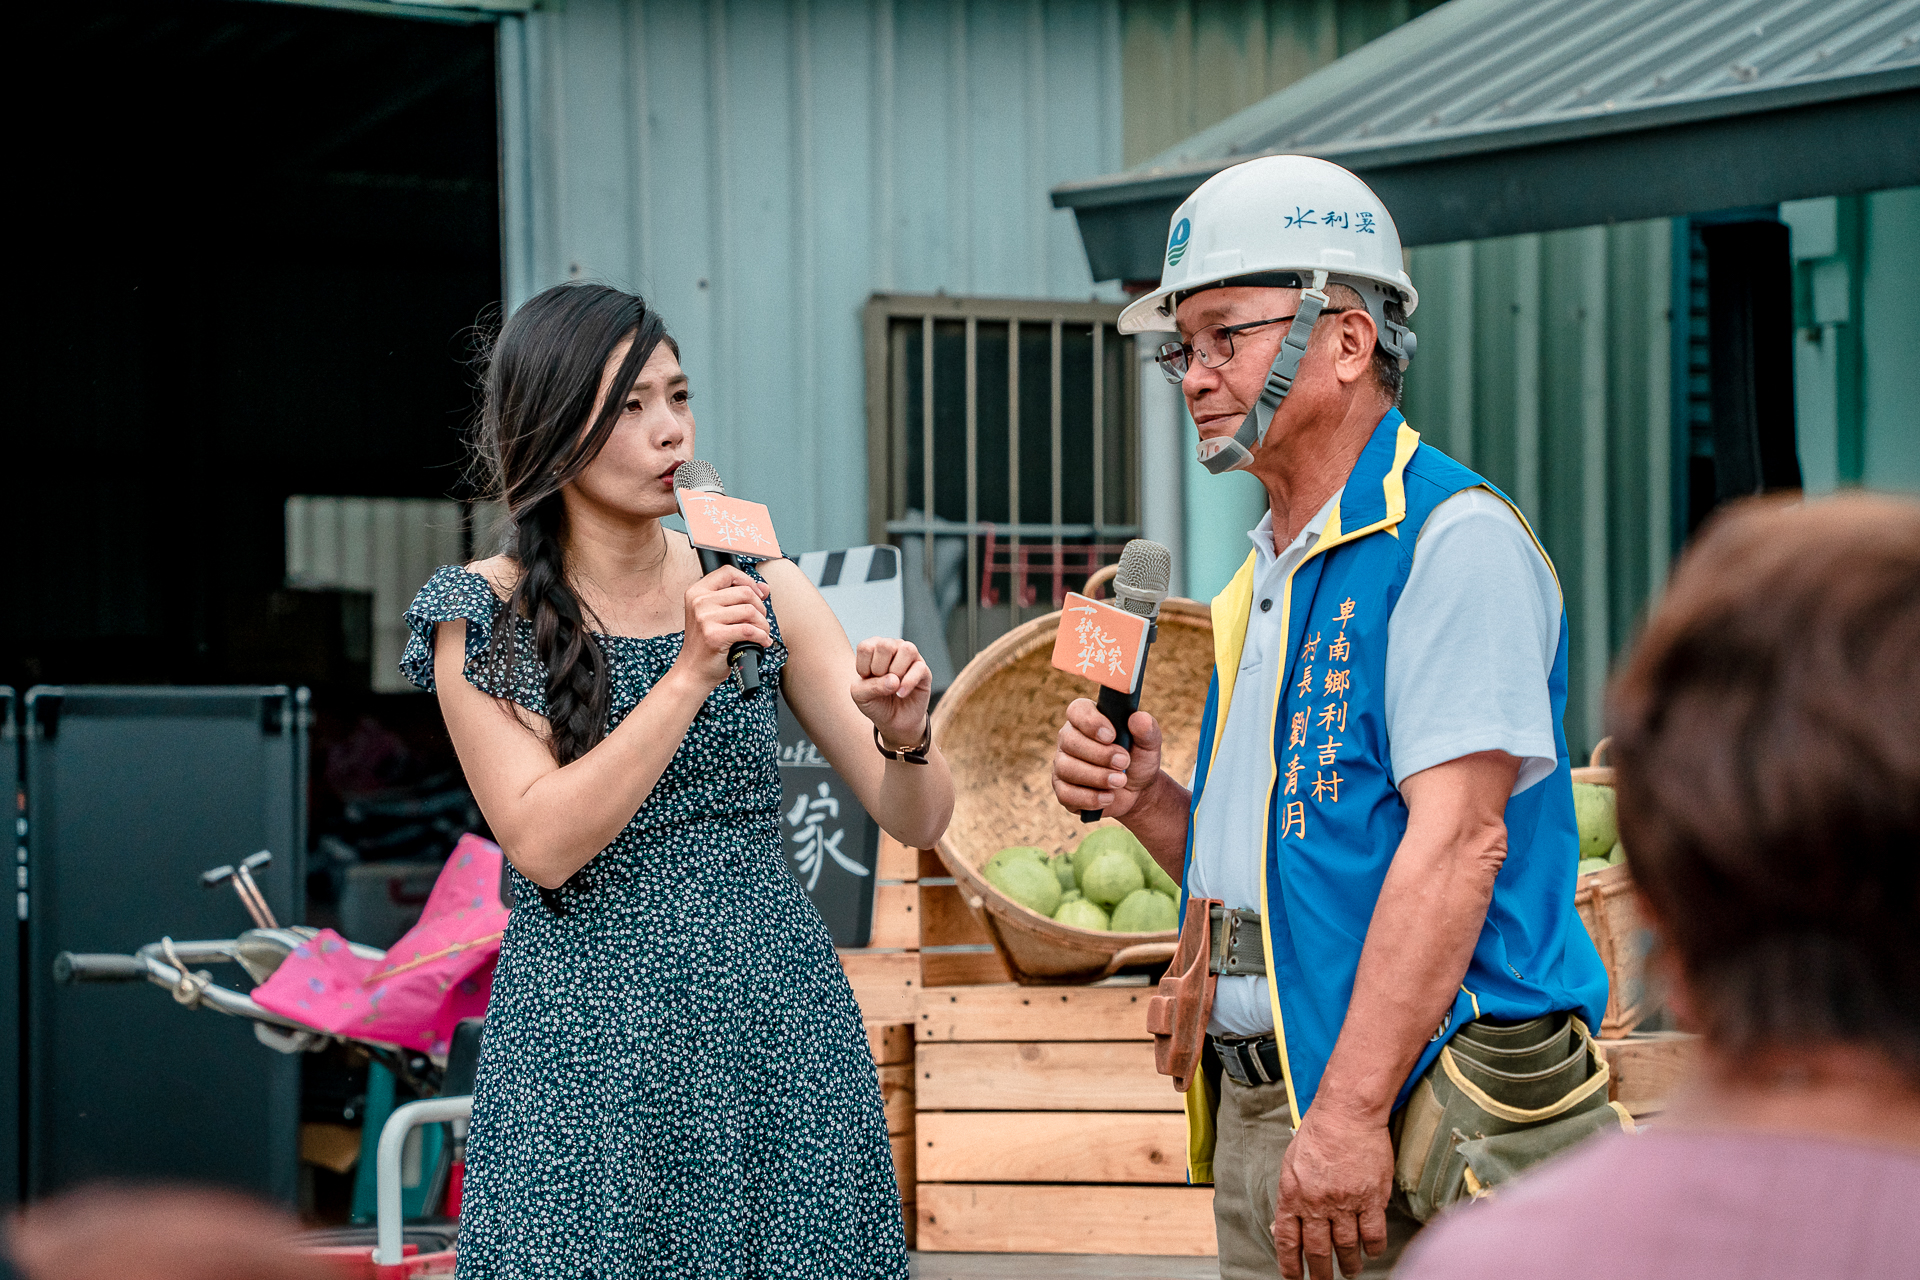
1166,218,1191,267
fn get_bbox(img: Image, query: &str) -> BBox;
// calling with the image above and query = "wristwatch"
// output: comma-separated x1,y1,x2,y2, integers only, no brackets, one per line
873,716,933,765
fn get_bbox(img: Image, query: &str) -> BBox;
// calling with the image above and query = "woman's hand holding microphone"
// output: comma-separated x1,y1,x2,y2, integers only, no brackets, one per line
675,565,773,689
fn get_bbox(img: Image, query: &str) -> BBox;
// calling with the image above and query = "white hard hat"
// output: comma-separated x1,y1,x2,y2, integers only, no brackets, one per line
1117,155,1419,345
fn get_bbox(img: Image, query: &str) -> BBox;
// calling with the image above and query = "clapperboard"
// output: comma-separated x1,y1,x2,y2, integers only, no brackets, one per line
778,544,903,947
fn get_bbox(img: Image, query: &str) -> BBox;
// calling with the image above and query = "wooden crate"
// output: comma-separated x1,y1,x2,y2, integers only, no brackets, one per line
1596,1031,1700,1118
841,838,1008,1026
866,1020,918,1248
913,983,1215,1256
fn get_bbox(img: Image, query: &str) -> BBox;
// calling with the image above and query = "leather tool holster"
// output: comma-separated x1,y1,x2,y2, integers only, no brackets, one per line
1146,895,1220,1091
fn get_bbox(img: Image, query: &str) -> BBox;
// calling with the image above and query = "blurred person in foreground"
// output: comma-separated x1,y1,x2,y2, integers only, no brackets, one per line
1398,492,1920,1278
4,1183,334,1280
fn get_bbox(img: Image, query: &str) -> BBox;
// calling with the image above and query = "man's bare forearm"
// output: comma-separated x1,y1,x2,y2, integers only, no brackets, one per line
1122,770,1193,885
1310,753,1517,1125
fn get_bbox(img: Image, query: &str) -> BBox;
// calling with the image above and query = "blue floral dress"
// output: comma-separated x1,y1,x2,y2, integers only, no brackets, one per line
402,566,907,1280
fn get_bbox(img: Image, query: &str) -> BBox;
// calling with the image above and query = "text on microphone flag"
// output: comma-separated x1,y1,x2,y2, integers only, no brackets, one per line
677,490,782,559
1049,592,1150,695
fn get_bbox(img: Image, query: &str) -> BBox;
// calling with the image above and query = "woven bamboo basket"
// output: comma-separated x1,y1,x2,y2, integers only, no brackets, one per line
931,572,1213,984
1570,739,1647,1036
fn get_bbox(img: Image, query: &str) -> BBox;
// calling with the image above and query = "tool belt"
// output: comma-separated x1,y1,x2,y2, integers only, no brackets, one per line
1391,1011,1629,1222
1148,899,1267,1090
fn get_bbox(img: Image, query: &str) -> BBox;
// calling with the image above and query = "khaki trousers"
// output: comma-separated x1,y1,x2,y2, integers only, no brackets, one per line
1213,1071,1422,1280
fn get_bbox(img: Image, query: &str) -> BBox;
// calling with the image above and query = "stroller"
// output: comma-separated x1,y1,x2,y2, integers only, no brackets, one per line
53,837,509,1279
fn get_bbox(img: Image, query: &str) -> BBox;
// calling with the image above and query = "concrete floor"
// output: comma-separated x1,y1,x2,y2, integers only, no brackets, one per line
909,1255,1219,1279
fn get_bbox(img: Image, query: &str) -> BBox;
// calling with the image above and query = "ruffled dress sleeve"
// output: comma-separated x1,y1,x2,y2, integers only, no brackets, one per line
400,566,549,716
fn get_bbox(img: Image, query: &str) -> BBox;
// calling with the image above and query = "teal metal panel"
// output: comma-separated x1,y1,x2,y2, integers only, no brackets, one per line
498,0,1125,555
1784,184,1920,494
1401,219,1674,757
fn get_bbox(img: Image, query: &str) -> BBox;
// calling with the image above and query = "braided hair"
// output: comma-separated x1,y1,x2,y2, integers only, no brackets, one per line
472,283,676,765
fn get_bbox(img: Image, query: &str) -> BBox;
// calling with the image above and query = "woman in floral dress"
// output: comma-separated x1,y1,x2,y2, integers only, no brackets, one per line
403,283,951,1278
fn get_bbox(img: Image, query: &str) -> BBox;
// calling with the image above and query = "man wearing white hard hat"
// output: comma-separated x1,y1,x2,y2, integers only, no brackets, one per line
1052,155,1614,1279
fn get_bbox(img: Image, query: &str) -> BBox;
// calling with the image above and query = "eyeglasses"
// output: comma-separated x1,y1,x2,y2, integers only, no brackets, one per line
1152,309,1349,384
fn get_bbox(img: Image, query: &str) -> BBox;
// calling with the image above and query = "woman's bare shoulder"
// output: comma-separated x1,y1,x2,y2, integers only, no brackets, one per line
465,555,520,600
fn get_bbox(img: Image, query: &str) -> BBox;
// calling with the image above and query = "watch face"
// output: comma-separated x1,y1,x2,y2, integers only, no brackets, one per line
776,699,878,946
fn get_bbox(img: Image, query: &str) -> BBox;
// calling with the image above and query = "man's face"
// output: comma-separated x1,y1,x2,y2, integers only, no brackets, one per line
1171,286,1302,447
1171,285,1370,460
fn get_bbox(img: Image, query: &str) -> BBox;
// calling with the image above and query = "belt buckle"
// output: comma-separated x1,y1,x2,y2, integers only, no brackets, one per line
1216,1035,1276,1088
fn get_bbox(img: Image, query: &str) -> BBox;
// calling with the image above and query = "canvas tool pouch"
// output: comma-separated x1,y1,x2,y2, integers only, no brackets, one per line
1147,896,1219,1090
1390,1012,1632,1222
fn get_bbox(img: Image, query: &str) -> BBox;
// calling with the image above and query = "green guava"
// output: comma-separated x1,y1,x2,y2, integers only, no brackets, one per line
1081,850,1146,909
984,855,1062,917
1576,856,1611,877
983,846,1050,883
1053,898,1111,932
1109,888,1179,933
1070,826,1138,883
1606,841,1626,866
1049,852,1077,893
1572,783,1618,861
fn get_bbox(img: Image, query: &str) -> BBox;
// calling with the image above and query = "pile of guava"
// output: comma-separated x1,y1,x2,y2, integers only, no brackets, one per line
982,827,1179,933
1572,781,1627,877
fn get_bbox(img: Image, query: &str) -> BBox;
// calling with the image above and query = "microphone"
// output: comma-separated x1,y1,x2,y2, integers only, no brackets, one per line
1081,538,1173,823
672,459,765,700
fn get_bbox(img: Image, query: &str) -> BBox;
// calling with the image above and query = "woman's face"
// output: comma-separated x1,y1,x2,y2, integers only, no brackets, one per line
567,336,695,523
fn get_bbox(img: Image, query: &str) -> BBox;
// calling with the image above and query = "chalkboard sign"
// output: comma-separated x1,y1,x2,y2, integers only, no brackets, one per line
776,703,878,947
775,544,903,948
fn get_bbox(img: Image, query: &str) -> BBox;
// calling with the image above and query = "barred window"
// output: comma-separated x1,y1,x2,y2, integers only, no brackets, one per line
863,295,1137,678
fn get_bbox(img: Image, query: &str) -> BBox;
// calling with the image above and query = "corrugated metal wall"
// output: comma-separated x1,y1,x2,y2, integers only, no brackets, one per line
1400,221,1675,757
1784,186,1920,495
498,0,1126,556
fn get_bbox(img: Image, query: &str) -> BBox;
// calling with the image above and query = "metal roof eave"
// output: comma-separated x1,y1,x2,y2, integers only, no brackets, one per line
1052,62,1920,214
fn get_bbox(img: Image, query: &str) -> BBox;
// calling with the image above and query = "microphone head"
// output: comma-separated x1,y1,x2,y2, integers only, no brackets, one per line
673,459,725,495
1110,539,1173,619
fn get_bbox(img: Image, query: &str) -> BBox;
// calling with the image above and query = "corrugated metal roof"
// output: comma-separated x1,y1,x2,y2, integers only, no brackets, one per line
1069,0,1920,200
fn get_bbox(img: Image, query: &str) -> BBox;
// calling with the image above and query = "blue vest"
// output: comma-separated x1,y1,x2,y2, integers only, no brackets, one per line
1178,409,1608,1183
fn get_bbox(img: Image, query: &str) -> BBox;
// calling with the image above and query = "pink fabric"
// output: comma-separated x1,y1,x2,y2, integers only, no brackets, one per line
1397,1128,1920,1279
253,834,509,1057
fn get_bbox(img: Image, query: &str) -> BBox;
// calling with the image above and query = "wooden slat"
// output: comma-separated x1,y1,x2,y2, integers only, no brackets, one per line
865,1021,915,1066
919,881,994,947
868,882,919,950
918,847,947,879
879,1064,915,1136
1597,1032,1700,1116
916,1040,1178,1112
919,949,1010,988
842,951,920,1024
917,983,1152,1042
918,1111,1187,1183
876,833,919,881
890,1133,916,1197
916,1184,1216,1255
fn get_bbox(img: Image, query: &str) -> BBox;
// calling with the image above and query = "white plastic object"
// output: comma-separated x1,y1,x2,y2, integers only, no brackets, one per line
373,1095,474,1266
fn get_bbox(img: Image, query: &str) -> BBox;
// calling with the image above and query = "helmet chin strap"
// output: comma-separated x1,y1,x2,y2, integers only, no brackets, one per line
1196,270,1328,475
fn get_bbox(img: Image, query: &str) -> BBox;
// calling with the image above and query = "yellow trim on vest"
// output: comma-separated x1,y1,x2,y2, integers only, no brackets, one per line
1461,987,1482,1021
1183,1067,1217,1184
1207,552,1259,772
1608,1100,1638,1135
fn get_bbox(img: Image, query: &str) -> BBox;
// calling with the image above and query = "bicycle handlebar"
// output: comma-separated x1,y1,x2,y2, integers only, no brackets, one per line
53,952,153,984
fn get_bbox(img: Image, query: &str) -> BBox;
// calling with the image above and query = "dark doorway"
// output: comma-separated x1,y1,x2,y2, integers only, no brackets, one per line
1682,216,1803,536
6,0,500,690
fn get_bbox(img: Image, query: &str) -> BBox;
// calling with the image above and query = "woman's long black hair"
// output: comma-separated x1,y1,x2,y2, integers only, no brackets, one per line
472,283,676,765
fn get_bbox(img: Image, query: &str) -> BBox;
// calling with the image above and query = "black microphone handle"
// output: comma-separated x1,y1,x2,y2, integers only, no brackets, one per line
1080,642,1151,824
695,545,765,700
